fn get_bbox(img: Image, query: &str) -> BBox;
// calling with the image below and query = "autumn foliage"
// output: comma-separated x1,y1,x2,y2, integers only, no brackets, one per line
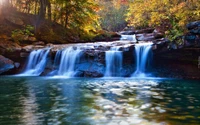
126,0,200,39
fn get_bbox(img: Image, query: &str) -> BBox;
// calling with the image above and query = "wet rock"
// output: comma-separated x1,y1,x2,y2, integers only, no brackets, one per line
184,33,196,46
153,29,164,39
84,49,99,57
186,21,200,30
14,62,20,68
0,55,14,74
22,45,45,52
135,28,154,34
190,27,200,35
136,33,155,41
119,30,135,35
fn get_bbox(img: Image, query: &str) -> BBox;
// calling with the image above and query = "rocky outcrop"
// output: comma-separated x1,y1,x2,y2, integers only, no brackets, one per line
170,21,200,49
119,27,135,35
135,28,165,42
186,21,200,30
0,55,15,74
184,21,200,47
153,48,200,79
0,38,25,74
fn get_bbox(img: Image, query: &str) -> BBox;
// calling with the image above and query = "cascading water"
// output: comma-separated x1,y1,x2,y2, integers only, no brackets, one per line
120,34,137,42
104,47,123,77
57,47,82,77
53,50,62,69
19,48,50,76
47,50,62,76
132,43,153,77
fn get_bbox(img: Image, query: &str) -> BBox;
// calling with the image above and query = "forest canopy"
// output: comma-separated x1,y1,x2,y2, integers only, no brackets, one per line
126,0,200,39
0,0,199,42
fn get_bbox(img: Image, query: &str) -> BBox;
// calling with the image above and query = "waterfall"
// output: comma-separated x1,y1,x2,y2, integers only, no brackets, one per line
57,47,82,77
120,34,137,42
132,43,153,77
46,50,62,76
19,48,50,76
53,50,62,69
104,47,123,77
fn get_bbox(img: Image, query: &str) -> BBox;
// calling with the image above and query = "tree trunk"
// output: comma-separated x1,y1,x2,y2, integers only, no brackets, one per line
47,0,52,20
35,0,47,35
39,0,47,20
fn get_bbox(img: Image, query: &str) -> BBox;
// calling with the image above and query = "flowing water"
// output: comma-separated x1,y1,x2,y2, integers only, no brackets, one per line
132,43,153,77
105,47,123,77
53,50,62,69
0,76,200,125
19,48,50,76
57,47,82,77
18,40,153,78
120,35,137,42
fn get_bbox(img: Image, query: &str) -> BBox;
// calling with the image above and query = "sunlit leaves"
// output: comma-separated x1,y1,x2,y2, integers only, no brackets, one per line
126,0,200,40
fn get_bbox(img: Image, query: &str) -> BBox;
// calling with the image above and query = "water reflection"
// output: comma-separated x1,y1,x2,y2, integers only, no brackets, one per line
0,77,200,125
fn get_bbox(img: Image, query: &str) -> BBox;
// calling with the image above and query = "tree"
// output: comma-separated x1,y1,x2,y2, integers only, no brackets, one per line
3,0,100,41
126,0,200,40
97,0,129,31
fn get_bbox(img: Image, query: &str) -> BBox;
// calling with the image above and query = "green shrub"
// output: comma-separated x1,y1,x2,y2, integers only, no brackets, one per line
11,25,34,42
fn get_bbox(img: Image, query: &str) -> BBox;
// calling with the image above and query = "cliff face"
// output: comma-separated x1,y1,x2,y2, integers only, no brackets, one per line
153,48,200,79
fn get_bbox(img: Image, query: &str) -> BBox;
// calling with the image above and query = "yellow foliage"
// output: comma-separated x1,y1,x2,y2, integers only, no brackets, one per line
126,0,200,32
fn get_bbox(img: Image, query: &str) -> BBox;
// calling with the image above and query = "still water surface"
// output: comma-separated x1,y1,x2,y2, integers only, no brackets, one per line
0,76,200,125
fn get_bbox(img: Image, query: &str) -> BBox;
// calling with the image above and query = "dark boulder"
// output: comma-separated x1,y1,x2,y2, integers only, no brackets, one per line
190,27,200,35
186,21,200,30
0,55,15,74
184,33,196,46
